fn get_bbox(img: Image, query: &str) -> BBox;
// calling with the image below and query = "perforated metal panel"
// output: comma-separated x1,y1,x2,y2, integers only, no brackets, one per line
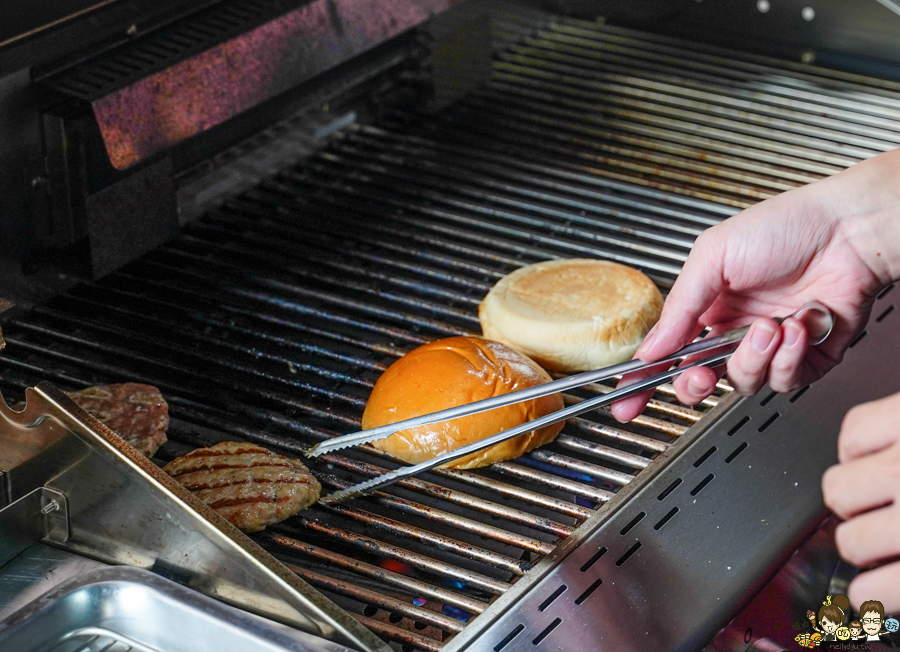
450,286,899,652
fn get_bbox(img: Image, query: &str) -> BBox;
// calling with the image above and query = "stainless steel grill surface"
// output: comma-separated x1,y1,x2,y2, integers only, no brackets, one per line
4,11,900,651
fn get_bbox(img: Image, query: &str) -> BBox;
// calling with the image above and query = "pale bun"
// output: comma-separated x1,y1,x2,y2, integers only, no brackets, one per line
363,336,564,469
479,259,663,372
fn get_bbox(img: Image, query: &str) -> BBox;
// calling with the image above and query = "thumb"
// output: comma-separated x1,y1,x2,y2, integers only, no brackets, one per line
637,233,726,361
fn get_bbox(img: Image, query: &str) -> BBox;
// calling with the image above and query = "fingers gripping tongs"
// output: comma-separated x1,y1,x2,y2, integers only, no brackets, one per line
309,302,834,504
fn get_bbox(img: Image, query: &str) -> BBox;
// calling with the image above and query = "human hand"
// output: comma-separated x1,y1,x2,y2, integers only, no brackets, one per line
611,149,900,422
823,391,900,613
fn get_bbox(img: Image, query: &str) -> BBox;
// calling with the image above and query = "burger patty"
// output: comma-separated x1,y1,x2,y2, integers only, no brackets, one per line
163,441,321,532
65,383,169,457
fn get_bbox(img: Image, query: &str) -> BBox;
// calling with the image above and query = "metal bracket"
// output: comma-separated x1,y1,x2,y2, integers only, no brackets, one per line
39,487,70,544
0,383,385,652
0,486,71,569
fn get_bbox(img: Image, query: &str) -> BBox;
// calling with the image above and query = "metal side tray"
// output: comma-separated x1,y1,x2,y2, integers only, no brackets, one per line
0,383,385,652
0,565,355,652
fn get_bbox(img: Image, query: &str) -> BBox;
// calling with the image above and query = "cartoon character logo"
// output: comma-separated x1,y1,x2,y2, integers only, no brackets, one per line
807,594,850,643
858,600,899,641
794,596,898,647
794,631,822,648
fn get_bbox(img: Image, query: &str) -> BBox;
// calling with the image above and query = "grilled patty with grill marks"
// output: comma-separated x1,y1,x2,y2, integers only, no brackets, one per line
163,441,321,532
27,383,170,457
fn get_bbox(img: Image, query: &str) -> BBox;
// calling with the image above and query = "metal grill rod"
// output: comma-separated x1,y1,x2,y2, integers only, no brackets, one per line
329,133,704,247
351,116,805,198
286,519,512,594
318,474,557,556
480,79,862,172
494,49,900,139
288,164,686,277
290,565,466,635
311,150,691,264
353,614,442,652
352,123,731,224
270,536,489,614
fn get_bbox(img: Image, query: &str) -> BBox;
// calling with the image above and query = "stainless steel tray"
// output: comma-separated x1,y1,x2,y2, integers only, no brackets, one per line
0,566,356,652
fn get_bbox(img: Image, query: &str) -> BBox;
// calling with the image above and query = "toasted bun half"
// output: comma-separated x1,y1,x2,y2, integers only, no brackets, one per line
479,259,663,372
362,336,563,469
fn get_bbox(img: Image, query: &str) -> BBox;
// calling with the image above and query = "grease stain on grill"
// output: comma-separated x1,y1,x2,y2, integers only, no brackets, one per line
654,506,678,530
538,584,567,612
728,416,750,436
615,542,642,567
690,474,715,496
693,446,717,468
758,413,780,432
725,442,748,464
532,618,562,645
579,547,608,573
495,624,524,651
575,578,603,605
619,511,645,535
657,478,682,501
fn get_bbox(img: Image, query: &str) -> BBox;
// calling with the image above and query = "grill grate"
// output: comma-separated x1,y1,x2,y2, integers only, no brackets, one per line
5,11,900,651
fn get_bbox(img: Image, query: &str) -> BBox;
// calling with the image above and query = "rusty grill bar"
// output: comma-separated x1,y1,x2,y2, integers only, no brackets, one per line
4,11,900,651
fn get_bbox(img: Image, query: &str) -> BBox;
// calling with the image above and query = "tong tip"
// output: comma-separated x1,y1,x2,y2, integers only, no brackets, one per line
306,431,376,457
319,471,402,504
318,487,362,505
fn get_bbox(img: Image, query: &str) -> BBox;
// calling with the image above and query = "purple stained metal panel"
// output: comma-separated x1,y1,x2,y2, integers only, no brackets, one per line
92,0,454,170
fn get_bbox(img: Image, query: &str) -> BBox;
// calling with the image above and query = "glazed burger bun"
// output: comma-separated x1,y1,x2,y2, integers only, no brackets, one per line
479,259,663,372
363,336,564,469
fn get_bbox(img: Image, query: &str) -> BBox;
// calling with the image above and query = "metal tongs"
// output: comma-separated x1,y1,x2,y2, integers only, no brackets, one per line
310,302,834,504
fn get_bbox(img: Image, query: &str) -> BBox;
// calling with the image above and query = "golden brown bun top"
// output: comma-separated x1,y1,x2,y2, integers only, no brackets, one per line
362,336,564,469
479,259,663,372
495,259,658,322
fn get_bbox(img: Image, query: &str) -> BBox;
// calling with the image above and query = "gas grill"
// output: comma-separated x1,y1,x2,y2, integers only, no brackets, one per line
2,2,900,651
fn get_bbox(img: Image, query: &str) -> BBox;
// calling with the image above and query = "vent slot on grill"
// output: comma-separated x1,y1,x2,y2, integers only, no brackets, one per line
725,443,749,464
690,474,715,496
658,478,682,501
579,547,608,573
654,507,679,531
619,512,645,535
615,542,642,567
495,625,525,651
537,585,567,612
532,618,561,645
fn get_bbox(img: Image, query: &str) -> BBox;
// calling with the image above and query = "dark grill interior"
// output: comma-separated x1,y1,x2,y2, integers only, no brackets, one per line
5,11,900,651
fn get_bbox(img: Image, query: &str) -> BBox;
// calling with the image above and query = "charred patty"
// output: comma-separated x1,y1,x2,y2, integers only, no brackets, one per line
66,383,169,457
